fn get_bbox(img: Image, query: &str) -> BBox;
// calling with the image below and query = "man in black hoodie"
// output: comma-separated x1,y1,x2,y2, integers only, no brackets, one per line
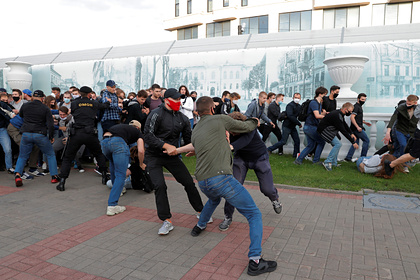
125,90,149,131
317,102,359,171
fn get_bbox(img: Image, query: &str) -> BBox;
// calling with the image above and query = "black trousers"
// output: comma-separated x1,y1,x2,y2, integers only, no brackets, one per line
259,124,283,153
59,130,107,178
146,153,203,221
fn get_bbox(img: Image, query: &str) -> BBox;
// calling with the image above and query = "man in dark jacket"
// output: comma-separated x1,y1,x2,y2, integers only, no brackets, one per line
144,88,204,236
124,90,149,131
14,90,60,187
322,85,340,113
263,94,284,152
267,93,302,157
0,94,14,174
318,102,359,171
383,94,418,157
144,84,163,112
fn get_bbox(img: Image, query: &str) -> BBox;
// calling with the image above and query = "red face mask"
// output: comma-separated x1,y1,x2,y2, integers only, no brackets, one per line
166,98,181,111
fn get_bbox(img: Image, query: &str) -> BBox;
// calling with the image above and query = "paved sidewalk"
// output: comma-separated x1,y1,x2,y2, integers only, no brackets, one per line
0,168,419,280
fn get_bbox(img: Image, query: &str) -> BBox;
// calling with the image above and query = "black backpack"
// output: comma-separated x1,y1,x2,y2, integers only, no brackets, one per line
298,99,312,122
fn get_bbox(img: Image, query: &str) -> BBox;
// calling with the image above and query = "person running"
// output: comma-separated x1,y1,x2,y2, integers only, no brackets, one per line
175,96,277,276
143,88,204,235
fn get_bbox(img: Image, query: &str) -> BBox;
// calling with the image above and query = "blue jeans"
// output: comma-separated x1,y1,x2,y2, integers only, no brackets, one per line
394,130,411,158
268,126,300,157
101,137,130,206
297,125,325,163
324,136,341,166
346,130,370,160
0,127,13,169
15,133,58,176
197,175,263,259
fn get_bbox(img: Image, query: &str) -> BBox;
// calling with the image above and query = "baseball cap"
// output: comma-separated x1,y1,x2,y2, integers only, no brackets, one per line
80,86,92,94
22,89,32,96
0,88,7,93
164,88,185,99
32,90,45,97
129,120,141,129
106,80,117,87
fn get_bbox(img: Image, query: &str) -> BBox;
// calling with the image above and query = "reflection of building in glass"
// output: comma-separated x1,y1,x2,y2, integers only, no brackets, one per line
367,43,420,100
50,66,62,89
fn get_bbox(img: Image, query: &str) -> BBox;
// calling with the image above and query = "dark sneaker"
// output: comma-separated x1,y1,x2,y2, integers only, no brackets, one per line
247,258,277,276
15,175,23,187
77,165,85,173
272,200,282,214
293,159,302,165
384,160,394,176
94,165,102,175
344,158,352,162
51,176,60,184
218,217,232,231
191,225,205,237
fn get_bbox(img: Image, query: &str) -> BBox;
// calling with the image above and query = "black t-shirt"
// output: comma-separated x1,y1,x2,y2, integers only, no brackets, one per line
322,96,337,113
350,102,364,132
108,124,143,145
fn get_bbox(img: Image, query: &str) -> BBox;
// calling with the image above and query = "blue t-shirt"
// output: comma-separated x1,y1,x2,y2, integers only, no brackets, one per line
305,99,322,126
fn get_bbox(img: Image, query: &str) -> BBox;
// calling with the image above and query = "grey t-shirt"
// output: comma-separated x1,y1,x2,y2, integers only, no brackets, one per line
10,100,27,112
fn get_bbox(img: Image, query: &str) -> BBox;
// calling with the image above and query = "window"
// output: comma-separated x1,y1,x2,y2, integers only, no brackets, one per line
323,7,359,29
177,26,198,40
207,21,231,37
223,0,229,7
384,65,389,76
395,65,400,76
372,2,413,26
417,67,420,77
207,0,213,12
175,0,179,17
279,11,311,32
236,71,239,79
187,0,192,14
240,15,268,34
405,85,410,93
241,0,248,6
230,71,233,79
406,66,410,76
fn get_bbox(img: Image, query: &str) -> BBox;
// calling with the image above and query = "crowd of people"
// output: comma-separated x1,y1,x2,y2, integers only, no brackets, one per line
0,81,419,276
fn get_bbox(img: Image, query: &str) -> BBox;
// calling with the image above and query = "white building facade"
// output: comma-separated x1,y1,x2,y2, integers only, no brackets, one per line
165,0,420,40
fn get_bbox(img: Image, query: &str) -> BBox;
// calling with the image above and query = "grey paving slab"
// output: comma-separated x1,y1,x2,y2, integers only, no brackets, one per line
0,168,420,280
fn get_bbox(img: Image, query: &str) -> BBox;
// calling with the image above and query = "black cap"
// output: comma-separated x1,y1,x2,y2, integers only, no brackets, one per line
164,88,184,99
80,86,92,94
0,88,7,93
32,90,45,97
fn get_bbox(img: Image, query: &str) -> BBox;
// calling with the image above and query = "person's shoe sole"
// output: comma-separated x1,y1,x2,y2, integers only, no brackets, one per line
247,266,277,276
158,225,174,235
15,178,23,187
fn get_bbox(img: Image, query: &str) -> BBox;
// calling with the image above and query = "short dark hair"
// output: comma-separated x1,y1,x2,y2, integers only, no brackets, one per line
293,92,301,98
315,86,328,97
52,87,61,92
151,84,161,90
59,106,69,114
357,93,367,99
267,92,276,99
137,90,148,98
12,89,22,95
222,91,230,97
277,94,284,98
196,96,214,116
330,85,340,92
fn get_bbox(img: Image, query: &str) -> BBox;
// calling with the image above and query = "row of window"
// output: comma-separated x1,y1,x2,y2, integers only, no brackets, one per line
177,2,415,39
176,0,248,16
383,65,420,77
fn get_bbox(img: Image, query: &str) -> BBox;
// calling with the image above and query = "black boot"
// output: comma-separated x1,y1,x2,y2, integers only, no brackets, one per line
102,171,109,185
56,178,66,191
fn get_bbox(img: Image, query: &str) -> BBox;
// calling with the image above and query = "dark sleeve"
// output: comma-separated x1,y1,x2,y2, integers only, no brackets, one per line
231,130,255,151
181,115,192,145
130,104,143,122
144,110,165,149
220,103,228,115
268,103,279,120
98,101,110,110
70,101,77,112
46,108,55,140
387,110,399,129
286,104,301,126
335,116,354,143
144,96,151,108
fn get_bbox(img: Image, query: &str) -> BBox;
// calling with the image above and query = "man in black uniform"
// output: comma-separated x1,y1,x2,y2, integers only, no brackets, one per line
56,86,110,191
144,88,204,235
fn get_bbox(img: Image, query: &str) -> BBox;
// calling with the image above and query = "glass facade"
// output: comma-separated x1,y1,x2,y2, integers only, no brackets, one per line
372,2,413,26
323,7,360,29
207,0,213,12
175,0,179,17
223,0,229,7
279,11,311,32
177,26,198,40
240,15,268,34
187,0,192,14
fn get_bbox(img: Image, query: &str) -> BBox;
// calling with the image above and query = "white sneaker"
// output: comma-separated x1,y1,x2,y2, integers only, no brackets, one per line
158,220,174,235
196,213,213,223
120,187,127,197
106,205,126,216
403,166,410,173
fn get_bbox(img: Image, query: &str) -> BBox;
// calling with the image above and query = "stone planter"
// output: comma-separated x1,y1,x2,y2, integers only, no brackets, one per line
5,61,33,90
323,55,369,105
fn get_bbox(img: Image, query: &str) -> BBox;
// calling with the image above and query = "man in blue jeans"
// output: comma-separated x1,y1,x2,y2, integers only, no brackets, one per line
101,121,145,216
14,90,59,186
345,93,371,162
317,102,359,171
175,96,277,276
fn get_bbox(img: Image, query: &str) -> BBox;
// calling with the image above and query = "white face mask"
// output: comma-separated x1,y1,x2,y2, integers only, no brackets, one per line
293,98,300,104
232,99,238,105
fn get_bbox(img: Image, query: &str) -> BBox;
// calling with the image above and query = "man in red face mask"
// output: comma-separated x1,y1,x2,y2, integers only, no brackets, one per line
144,88,205,235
